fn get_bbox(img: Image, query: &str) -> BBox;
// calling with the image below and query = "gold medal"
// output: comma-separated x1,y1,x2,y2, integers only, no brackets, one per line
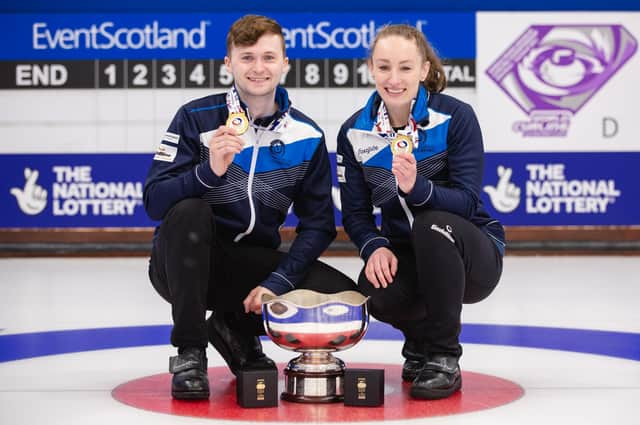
226,112,249,135
390,134,413,155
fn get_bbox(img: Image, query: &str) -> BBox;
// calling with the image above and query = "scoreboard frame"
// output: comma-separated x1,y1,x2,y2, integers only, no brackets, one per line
0,58,476,89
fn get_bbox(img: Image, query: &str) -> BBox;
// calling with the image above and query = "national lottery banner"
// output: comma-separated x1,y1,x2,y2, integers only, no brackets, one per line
481,152,638,225
3,152,636,228
2,154,155,228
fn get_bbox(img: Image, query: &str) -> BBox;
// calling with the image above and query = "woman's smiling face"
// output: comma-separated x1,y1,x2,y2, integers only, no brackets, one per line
369,34,430,112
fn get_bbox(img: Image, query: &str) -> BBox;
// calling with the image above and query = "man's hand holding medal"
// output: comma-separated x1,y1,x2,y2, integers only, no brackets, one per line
208,112,249,177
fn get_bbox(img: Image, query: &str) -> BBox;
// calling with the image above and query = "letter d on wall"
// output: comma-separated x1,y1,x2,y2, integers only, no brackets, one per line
602,117,618,138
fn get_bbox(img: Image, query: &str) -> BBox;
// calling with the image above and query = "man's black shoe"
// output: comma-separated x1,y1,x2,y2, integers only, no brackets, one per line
207,313,276,376
169,347,210,400
409,354,461,400
401,339,426,382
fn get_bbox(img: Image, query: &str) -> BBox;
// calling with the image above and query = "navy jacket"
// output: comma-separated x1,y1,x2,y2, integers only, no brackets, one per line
337,86,505,261
144,87,336,295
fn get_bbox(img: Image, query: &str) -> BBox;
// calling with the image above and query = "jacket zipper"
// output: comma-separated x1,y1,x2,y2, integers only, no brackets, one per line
234,132,261,242
396,176,415,227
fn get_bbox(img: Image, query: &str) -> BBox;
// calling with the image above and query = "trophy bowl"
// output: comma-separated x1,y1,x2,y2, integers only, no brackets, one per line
262,289,369,403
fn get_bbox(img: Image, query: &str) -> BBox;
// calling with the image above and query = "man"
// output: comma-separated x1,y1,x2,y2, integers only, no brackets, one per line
144,14,356,400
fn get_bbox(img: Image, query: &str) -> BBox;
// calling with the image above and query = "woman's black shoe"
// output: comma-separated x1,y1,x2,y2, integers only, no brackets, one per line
409,354,461,400
169,347,210,400
401,339,426,382
402,359,426,382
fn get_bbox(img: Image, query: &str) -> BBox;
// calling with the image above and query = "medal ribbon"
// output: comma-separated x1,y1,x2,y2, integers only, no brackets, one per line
374,100,419,148
226,86,289,132
226,86,245,115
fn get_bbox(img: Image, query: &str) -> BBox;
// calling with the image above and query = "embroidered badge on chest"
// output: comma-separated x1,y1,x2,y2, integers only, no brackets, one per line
270,139,285,157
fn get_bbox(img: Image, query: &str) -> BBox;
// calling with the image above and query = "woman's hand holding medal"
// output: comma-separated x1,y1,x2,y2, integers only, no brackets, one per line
392,152,417,194
208,125,245,177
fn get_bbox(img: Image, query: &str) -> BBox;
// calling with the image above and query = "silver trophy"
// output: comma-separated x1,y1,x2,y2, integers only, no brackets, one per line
262,289,369,403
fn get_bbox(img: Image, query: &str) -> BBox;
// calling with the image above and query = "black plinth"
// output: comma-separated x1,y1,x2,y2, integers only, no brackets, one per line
344,368,384,406
236,369,278,408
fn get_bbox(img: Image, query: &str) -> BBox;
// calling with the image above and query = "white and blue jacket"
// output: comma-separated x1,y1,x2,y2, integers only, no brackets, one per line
337,86,505,261
144,86,336,295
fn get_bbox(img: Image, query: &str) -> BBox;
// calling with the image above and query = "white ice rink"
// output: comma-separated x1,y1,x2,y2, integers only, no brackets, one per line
1,256,639,424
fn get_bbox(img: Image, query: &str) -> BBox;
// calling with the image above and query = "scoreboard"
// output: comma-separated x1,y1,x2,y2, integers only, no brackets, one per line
0,59,475,90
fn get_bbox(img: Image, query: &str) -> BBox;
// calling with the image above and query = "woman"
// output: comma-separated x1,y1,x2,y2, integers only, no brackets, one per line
336,24,505,400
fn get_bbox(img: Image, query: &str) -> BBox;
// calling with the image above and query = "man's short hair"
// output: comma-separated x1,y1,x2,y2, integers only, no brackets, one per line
226,15,286,56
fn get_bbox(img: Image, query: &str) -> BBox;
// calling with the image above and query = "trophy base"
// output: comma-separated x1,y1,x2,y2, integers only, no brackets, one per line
281,352,345,403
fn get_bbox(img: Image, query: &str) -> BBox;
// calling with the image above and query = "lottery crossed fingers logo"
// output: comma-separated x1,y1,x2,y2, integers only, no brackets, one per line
10,167,48,215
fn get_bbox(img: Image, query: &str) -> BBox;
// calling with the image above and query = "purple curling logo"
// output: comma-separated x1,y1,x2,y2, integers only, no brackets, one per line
486,25,637,137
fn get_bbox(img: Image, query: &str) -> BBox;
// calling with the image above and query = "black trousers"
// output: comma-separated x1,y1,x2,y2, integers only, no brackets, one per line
357,210,503,357
149,198,357,349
